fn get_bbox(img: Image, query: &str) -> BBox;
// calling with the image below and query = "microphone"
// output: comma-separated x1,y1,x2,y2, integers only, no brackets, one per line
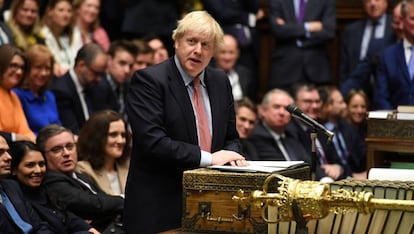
285,104,334,141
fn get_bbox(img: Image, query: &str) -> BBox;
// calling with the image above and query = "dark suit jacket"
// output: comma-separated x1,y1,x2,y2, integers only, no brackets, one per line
340,15,393,84
42,170,124,232
335,120,366,173
89,74,119,111
268,0,335,88
18,182,91,234
50,72,117,134
340,34,398,104
0,203,19,233
50,73,87,134
374,42,414,109
202,0,260,46
1,179,52,233
286,119,351,180
240,138,259,161
0,22,14,45
247,121,310,162
234,64,254,100
124,57,240,233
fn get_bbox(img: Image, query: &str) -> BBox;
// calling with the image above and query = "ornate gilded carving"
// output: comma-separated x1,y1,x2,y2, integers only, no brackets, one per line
233,174,414,223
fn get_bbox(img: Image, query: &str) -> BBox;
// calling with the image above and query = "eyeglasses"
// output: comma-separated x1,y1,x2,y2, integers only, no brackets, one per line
298,99,321,105
46,142,76,155
87,64,105,78
8,63,25,72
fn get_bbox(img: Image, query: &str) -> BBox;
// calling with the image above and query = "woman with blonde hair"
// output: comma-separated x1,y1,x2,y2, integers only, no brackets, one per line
13,44,61,135
73,0,110,51
6,0,45,50
41,0,82,76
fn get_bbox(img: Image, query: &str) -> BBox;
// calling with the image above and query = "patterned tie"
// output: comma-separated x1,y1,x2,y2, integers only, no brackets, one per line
192,76,211,152
408,46,414,80
0,187,32,234
297,0,306,23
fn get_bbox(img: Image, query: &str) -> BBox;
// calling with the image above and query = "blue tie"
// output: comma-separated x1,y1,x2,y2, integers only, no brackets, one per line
0,187,32,234
408,46,414,80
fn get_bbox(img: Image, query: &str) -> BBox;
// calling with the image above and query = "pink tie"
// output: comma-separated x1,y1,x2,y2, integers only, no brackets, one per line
192,76,211,152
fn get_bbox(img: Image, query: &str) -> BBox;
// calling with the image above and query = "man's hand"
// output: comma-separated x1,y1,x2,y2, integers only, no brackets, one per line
307,21,323,32
276,17,285,25
211,150,248,166
320,164,342,180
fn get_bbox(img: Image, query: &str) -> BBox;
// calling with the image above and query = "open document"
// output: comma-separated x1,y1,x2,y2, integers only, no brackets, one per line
208,161,306,173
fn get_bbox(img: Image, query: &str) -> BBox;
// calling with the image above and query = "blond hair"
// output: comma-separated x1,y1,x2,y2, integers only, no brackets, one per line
172,11,224,53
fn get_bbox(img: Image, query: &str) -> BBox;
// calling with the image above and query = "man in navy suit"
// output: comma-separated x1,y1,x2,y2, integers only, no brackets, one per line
374,0,414,109
124,11,247,233
340,2,403,106
50,43,116,134
340,0,392,86
248,89,311,162
287,83,350,180
202,0,263,84
213,34,255,101
267,0,336,92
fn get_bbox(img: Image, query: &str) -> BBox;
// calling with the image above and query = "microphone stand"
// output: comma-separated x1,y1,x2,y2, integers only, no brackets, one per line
309,128,317,181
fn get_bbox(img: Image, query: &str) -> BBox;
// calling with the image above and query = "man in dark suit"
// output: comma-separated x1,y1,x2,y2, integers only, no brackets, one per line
0,135,51,233
374,0,414,109
50,43,116,134
37,124,124,232
235,97,259,160
202,0,263,84
102,40,137,115
287,83,350,181
340,0,392,86
213,34,255,101
340,2,403,106
318,86,365,178
268,0,335,91
124,11,247,233
248,89,311,163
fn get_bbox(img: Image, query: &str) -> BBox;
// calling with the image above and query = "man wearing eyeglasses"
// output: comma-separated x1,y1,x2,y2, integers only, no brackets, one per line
37,124,124,233
50,43,117,135
287,83,350,181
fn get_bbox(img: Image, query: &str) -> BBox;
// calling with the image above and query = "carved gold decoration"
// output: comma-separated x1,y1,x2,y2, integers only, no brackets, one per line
233,174,414,223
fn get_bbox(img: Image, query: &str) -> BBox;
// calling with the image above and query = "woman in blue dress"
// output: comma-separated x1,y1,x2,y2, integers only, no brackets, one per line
13,44,61,135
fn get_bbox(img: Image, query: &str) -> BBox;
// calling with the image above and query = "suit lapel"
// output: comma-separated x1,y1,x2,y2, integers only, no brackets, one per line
167,60,198,144
65,74,86,122
286,0,297,23
396,43,411,82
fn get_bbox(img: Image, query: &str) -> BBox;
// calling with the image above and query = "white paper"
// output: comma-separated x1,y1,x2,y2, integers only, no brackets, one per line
208,161,305,173
368,168,414,181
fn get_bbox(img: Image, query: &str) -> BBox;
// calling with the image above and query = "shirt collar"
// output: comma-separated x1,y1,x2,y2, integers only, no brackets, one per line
262,121,285,140
174,55,206,87
324,122,335,131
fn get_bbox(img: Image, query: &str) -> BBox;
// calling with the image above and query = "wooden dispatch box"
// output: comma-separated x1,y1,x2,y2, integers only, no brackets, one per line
181,165,311,233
